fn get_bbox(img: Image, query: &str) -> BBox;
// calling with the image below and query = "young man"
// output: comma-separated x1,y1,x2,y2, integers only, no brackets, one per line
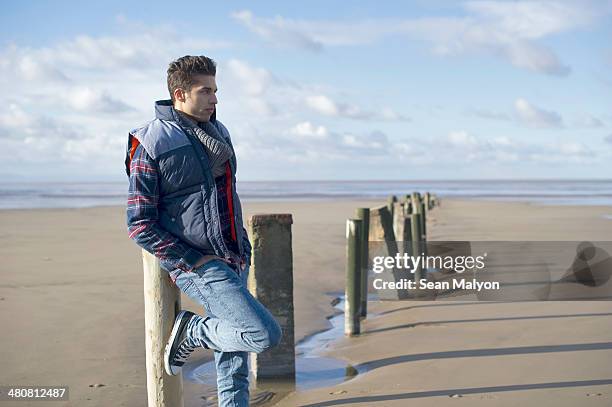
125,55,281,406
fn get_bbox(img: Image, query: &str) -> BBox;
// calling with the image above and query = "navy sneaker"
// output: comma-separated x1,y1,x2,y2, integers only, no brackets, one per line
164,310,198,376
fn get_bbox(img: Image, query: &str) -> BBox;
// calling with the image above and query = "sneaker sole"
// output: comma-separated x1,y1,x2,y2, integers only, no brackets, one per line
164,310,193,376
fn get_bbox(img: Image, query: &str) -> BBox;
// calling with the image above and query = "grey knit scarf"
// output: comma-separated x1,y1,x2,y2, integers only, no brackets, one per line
175,110,233,178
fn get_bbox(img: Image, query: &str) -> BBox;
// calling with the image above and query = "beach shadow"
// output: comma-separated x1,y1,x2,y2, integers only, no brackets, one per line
365,312,612,335
357,342,612,371
298,378,612,406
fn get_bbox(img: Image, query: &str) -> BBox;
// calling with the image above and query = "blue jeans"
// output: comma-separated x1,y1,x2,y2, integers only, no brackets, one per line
172,260,282,407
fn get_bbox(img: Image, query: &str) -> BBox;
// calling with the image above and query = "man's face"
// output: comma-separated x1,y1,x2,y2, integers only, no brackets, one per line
176,74,218,122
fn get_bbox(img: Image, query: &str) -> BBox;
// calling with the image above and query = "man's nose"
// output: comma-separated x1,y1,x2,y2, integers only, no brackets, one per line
211,94,218,104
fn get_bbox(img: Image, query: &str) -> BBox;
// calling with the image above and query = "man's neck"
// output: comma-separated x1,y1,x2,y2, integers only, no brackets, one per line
174,107,201,126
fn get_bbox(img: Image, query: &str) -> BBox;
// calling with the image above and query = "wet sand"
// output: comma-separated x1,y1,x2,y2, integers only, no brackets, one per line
1,199,611,406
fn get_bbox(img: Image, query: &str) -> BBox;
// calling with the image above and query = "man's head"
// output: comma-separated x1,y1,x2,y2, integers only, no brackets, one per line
167,55,218,122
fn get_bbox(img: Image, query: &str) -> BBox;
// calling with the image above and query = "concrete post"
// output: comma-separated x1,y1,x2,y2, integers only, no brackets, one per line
247,214,296,382
142,250,183,407
355,208,370,319
345,219,362,336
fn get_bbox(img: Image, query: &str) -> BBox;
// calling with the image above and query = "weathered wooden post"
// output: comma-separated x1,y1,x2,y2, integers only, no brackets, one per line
403,200,412,217
394,200,414,255
420,200,427,239
370,205,410,300
411,193,426,240
410,192,420,213
355,208,370,319
410,213,424,282
424,192,431,212
369,205,398,256
430,194,440,208
345,218,362,336
142,250,183,407
392,201,404,249
248,214,296,382
387,195,397,218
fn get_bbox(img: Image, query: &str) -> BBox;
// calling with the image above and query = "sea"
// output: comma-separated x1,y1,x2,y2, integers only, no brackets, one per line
0,180,611,210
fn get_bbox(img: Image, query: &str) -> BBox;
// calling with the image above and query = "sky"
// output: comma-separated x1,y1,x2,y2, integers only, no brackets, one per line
0,0,611,182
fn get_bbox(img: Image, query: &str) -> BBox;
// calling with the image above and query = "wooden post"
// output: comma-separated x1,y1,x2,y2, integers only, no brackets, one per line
420,201,427,239
248,214,296,382
404,201,412,217
345,219,362,336
410,213,423,282
369,205,409,300
355,208,370,319
394,201,414,255
412,193,420,213
387,195,397,219
392,201,404,250
369,205,397,255
424,192,431,211
142,250,184,407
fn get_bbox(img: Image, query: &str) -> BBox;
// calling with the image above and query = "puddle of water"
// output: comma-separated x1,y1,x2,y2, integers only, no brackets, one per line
182,297,362,403
603,214,612,220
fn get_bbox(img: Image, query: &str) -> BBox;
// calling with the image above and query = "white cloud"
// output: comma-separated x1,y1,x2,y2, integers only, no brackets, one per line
493,136,514,147
0,104,83,141
514,98,563,128
305,95,339,116
502,41,570,76
556,141,589,155
463,1,595,39
305,94,408,121
471,102,595,130
380,107,411,121
573,113,604,128
469,108,511,121
428,129,596,165
341,131,389,151
225,59,276,96
290,121,328,139
12,53,70,83
66,87,135,114
232,2,607,75
448,130,479,147
230,10,324,52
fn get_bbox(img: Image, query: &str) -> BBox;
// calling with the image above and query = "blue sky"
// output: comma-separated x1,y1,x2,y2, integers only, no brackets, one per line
1,0,611,181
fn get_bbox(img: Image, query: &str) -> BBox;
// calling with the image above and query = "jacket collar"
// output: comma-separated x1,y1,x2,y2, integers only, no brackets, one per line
154,99,217,124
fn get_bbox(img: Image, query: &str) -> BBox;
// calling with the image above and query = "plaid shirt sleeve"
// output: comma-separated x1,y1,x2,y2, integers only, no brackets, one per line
126,143,204,272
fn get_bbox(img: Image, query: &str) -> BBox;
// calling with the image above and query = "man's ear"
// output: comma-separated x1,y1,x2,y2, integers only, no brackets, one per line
173,88,185,103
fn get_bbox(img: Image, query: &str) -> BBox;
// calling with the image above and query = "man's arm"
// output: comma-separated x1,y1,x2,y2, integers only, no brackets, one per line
127,143,205,272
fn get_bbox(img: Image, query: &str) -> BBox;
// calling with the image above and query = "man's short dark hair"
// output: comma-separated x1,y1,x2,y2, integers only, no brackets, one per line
167,55,217,103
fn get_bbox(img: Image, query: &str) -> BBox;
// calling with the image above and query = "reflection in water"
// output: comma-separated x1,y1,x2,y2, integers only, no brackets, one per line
183,298,364,405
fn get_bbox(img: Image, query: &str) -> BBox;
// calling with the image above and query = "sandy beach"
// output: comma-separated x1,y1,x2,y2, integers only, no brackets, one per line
1,198,611,406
